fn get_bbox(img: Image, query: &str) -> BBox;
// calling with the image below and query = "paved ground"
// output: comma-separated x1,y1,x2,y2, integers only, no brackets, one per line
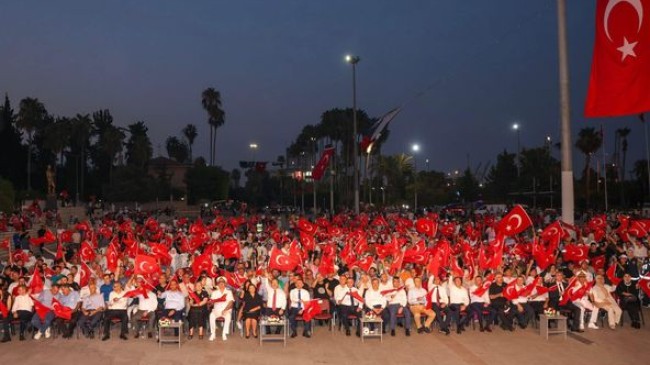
1,312,649,365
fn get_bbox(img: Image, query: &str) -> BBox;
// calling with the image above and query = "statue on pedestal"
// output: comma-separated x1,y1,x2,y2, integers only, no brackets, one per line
46,165,56,196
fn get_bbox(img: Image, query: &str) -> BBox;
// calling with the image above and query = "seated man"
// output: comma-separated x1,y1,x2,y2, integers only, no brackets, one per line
31,284,59,340
591,274,621,330
77,282,104,338
488,273,515,331
407,277,435,334
547,272,582,332
57,284,81,338
10,285,33,341
615,273,641,329
448,276,470,334
288,277,312,338
102,282,129,341
264,278,287,334
429,275,451,335
209,277,235,341
385,277,412,336
571,273,599,330
364,278,389,334
129,283,157,338
511,275,535,329
334,275,362,337
159,280,186,321
468,275,495,332
526,273,548,318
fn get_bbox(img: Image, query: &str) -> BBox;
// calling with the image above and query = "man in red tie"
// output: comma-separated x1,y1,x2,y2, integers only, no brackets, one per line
263,278,286,334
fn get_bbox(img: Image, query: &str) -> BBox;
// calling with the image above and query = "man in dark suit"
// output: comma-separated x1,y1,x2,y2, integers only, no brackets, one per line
547,272,582,332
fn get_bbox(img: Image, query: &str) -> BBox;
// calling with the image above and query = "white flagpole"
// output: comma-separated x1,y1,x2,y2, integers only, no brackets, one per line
557,0,575,224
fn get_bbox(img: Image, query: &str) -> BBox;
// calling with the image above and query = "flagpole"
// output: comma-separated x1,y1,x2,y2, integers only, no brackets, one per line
345,55,361,216
642,114,650,197
557,0,575,224
601,123,608,212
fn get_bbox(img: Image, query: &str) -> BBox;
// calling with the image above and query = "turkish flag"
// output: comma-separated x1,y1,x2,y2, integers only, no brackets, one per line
79,261,92,288
427,250,442,277
639,278,650,297
134,254,160,276
312,145,335,181
59,230,73,243
192,253,213,278
123,286,149,299
495,205,533,236
32,297,50,321
472,275,494,297
297,218,317,235
268,246,299,272
563,244,589,263
628,220,649,238
300,232,316,252
0,300,8,318
586,0,650,117
318,255,336,276
415,218,437,237
221,239,241,259
51,297,72,320
389,251,405,276
592,255,606,271
55,242,64,261
502,280,520,301
352,256,374,272
106,243,119,273
301,299,323,322
607,264,622,286
79,241,96,262
29,267,44,294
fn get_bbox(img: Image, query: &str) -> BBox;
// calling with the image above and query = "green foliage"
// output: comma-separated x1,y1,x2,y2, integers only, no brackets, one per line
125,121,153,169
185,165,229,204
166,136,189,163
0,178,15,213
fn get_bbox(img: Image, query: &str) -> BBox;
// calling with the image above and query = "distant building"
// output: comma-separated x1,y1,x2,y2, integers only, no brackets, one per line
147,156,189,191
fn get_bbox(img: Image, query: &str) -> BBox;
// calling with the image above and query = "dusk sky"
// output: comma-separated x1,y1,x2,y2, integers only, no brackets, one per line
0,1,646,179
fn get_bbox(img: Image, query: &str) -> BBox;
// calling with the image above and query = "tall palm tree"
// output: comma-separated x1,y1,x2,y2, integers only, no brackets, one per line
575,127,603,208
16,97,48,190
100,125,126,183
617,127,631,181
43,117,71,166
70,114,93,199
201,88,225,165
182,123,198,162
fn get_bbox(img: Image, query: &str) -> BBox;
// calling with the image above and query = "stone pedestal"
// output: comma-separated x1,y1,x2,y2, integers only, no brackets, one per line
45,194,58,211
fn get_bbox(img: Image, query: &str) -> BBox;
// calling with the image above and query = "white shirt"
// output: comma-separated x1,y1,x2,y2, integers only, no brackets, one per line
378,281,393,293
512,285,528,304
468,284,490,304
211,288,234,313
428,284,449,305
138,291,158,312
448,284,470,305
266,288,287,310
386,288,407,307
11,294,33,312
107,291,129,310
334,285,362,307
407,287,428,306
289,288,311,309
364,288,387,309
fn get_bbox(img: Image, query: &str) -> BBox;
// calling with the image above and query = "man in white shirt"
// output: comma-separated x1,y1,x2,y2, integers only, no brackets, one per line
102,282,129,341
264,278,287,334
130,285,157,339
334,276,362,337
468,275,495,332
429,276,451,335
407,277,435,334
385,277,411,336
511,275,536,329
77,282,104,339
448,276,470,334
288,277,312,338
209,277,235,341
364,278,389,333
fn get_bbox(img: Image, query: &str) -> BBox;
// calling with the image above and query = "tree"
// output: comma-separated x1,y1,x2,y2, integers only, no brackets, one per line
485,150,518,202
231,168,241,188
182,123,198,162
125,121,153,169
43,117,71,166
99,125,126,183
0,94,26,189
575,127,603,208
166,136,189,163
185,165,229,204
201,88,225,165
16,97,48,191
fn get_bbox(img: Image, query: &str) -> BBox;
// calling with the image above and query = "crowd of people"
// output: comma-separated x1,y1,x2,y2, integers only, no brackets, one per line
0,206,648,345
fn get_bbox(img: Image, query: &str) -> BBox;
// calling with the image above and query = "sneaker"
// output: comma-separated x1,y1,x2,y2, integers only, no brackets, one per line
588,323,599,330
34,332,42,340
45,329,51,339
209,334,216,341
222,334,227,341
236,322,242,331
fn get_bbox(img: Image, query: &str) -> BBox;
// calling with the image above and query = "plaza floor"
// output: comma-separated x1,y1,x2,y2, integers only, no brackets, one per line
1,313,649,365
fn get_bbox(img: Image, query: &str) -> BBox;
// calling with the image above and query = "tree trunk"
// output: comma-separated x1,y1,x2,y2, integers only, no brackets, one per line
212,128,217,166
209,126,213,165
585,155,591,208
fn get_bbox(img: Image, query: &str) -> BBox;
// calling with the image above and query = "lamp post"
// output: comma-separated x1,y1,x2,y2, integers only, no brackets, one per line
311,137,317,214
345,54,361,215
412,144,420,212
512,123,521,177
249,143,258,162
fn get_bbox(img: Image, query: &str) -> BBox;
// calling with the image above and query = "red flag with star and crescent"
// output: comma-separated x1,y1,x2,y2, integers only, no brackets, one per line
586,0,650,117
495,205,533,236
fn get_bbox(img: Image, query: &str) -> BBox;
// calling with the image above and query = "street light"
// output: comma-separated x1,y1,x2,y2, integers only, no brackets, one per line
412,144,420,212
249,143,259,163
345,54,361,215
512,123,521,177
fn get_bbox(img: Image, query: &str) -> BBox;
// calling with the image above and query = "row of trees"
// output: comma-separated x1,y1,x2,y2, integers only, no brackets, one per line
0,87,230,207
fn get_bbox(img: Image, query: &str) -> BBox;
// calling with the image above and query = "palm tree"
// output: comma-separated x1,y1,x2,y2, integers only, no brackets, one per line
617,127,631,181
100,125,126,183
16,97,48,190
166,136,189,163
575,127,603,208
43,117,71,166
201,88,225,165
70,114,93,199
182,123,198,162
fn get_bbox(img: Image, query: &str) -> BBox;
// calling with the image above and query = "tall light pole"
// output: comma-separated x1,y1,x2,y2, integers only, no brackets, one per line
311,137,317,214
346,54,361,215
412,144,420,212
249,143,258,162
512,123,521,177
557,0,575,224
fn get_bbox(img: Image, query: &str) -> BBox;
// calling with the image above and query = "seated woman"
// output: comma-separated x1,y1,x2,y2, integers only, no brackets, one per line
187,282,209,340
1,287,12,343
241,283,263,338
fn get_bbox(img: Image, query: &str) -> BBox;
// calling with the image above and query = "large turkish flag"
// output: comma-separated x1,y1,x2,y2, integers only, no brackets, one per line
586,0,650,117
